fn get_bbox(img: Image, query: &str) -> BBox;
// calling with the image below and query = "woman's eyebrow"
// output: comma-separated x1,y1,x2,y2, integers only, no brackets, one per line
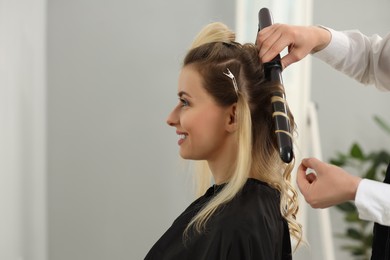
178,91,192,98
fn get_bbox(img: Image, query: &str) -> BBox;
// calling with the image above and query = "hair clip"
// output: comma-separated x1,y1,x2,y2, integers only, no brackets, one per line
223,68,239,96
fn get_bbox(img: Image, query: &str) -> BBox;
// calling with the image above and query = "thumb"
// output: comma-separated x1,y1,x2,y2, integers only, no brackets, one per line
296,162,310,194
281,47,310,69
280,55,294,70
301,157,321,170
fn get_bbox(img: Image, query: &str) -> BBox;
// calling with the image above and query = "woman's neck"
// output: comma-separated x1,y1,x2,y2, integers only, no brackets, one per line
207,142,238,185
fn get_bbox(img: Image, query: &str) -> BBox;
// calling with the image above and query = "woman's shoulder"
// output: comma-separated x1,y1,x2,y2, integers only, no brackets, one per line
209,179,285,238
217,179,282,224
241,178,281,202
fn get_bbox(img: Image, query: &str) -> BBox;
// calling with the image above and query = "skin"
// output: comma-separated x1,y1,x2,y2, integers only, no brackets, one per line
256,24,332,69
166,65,238,184
297,158,362,208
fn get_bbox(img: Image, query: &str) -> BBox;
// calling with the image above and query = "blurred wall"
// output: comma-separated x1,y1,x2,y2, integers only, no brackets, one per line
0,1,46,260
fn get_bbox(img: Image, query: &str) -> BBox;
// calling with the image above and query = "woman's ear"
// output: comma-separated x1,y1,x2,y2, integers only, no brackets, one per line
226,103,238,133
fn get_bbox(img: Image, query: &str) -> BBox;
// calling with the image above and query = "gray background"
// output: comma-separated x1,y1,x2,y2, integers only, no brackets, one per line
47,0,390,259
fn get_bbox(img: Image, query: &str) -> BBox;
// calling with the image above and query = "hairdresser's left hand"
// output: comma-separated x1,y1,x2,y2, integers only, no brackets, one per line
256,24,331,69
296,157,361,208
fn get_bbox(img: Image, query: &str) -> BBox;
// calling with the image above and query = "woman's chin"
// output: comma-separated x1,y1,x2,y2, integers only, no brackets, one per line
179,152,191,160
179,150,200,160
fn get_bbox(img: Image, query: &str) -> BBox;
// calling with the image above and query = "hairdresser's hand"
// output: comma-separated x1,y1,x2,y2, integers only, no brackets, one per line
257,24,331,69
296,157,361,208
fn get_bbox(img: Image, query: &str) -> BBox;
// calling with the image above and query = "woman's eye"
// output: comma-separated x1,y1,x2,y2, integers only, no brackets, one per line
179,98,189,107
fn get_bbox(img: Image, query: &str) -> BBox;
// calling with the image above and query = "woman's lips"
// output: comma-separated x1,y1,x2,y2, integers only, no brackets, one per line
177,132,187,145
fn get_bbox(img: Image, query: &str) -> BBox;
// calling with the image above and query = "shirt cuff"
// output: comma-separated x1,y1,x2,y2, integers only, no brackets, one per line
355,178,390,226
312,26,350,66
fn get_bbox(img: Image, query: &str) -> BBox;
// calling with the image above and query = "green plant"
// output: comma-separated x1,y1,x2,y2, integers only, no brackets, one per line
329,115,390,260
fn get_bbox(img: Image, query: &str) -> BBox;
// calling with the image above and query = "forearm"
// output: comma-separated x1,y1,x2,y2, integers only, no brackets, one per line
313,27,390,91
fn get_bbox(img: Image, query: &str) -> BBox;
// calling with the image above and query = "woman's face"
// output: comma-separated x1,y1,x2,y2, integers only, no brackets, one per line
166,66,234,161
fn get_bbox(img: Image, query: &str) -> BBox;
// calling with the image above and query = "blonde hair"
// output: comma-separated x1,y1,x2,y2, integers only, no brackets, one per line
183,22,302,247
190,22,236,49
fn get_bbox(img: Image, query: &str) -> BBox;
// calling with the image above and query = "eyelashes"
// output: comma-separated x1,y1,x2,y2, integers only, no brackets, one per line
179,98,189,107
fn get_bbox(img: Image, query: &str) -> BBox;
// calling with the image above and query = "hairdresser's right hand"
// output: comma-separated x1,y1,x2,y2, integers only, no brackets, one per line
256,24,331,69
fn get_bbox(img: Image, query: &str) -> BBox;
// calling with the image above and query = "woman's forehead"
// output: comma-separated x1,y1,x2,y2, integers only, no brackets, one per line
178,67,203,94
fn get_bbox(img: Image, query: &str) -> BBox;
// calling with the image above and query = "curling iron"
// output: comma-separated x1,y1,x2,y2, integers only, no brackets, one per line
257,8,294,163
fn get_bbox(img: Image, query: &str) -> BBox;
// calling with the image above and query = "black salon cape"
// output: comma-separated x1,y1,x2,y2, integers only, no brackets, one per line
145,178,292,260
371,163,390,260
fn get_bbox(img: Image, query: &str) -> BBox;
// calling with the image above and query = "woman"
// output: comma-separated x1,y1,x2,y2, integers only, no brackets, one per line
145,22,302,260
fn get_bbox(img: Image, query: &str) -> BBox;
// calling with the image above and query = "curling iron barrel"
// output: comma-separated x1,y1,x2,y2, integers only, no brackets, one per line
258,8,293,163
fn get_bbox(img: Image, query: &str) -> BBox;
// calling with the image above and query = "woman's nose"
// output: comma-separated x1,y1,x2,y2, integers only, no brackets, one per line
166,108,178,127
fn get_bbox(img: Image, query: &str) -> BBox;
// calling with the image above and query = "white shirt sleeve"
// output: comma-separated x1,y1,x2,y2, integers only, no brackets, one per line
355,179,390,226
313,27,390,91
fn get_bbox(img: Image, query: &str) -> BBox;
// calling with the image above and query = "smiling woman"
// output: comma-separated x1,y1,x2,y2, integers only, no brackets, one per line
145,22,302,260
